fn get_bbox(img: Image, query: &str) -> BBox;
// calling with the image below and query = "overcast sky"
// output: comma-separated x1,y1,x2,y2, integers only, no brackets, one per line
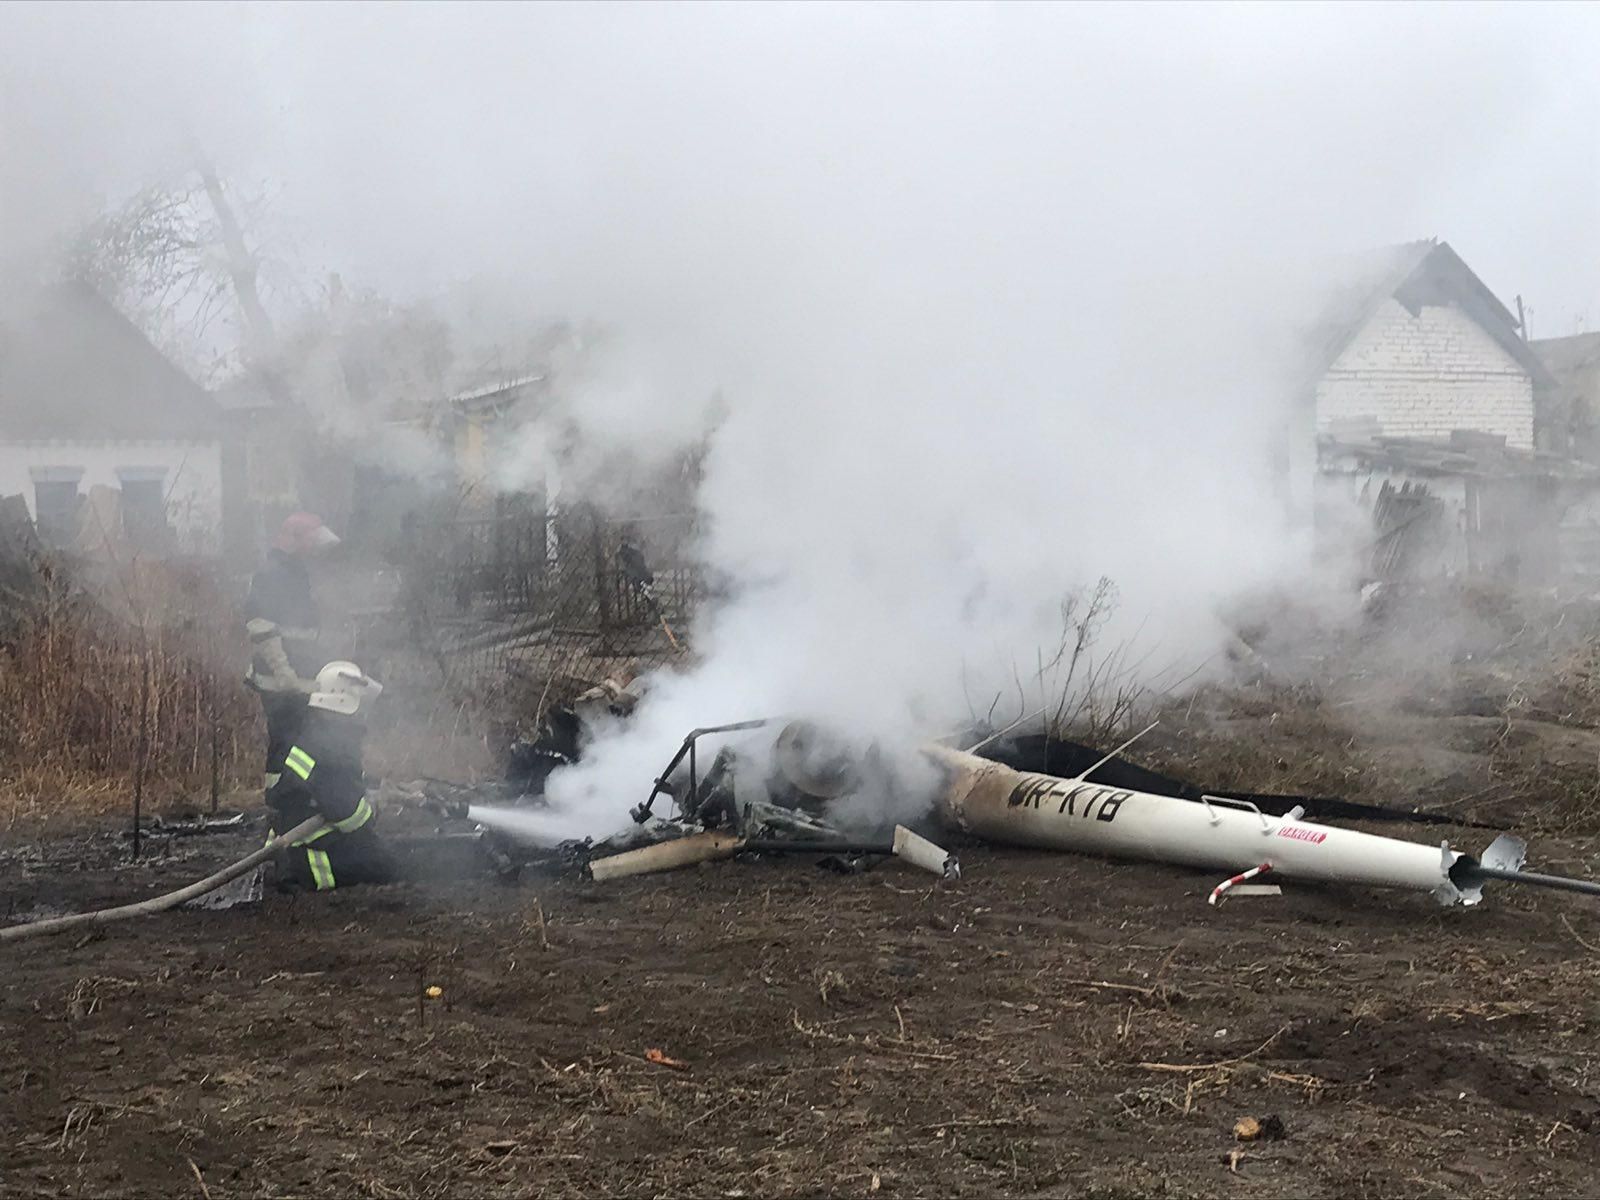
2,1,1598,334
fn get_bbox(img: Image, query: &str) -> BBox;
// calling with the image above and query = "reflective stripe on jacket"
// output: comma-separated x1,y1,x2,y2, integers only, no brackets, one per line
264,710,374,840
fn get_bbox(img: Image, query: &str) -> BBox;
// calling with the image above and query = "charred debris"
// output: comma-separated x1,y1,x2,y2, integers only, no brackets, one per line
431,700,964,883
420,675,1600,909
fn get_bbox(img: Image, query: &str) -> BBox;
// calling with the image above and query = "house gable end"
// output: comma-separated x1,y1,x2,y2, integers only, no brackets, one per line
1317,297,1536,450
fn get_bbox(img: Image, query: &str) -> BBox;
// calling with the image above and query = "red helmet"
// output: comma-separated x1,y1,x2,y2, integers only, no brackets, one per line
273,512,341,555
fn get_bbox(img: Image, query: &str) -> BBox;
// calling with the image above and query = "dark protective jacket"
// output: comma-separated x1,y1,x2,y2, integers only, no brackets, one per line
245,549,322,691
268,708,372,832
267,708,389,890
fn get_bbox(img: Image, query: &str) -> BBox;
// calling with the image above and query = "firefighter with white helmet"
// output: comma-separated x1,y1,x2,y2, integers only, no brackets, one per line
265,661,395,891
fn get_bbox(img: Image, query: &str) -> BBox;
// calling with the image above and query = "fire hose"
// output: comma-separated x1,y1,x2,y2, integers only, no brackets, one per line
0,815,326,944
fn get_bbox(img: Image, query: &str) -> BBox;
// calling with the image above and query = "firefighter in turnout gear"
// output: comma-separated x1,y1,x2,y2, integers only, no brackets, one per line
245,513,340,797
267,661,395,891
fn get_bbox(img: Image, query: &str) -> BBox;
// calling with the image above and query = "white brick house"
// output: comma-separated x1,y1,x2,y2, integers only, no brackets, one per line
1289,241,1553,497
1289,241,1590,583
1317,296,1537,449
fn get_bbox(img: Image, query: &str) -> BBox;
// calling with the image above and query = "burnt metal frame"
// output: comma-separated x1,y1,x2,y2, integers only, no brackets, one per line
631,719,777,824
629,717,902,860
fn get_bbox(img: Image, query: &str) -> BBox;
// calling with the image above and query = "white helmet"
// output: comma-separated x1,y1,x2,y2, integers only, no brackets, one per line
307,661,384,716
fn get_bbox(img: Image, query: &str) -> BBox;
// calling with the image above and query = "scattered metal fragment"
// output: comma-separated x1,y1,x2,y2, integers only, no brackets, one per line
1222,883,1282,899
1208,863,1273,906
588,824,956,882
589,831,745,881
892,825,960,880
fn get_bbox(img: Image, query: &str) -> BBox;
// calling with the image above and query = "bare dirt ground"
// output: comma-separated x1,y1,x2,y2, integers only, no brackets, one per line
6,586,1600,1198
4,812,1600,1199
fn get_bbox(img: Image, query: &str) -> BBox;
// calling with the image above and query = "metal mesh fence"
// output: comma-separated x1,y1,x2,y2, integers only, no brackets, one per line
392,501,699,706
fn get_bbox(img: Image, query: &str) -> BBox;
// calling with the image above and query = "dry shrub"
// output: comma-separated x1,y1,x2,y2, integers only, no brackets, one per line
986,577,1177,749
0,552,260,830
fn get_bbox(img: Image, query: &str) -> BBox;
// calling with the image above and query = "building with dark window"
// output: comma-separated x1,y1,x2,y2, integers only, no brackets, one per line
0,280,224,556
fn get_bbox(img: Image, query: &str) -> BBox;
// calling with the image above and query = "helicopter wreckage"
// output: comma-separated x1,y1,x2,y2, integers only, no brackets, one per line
443,702,1600,911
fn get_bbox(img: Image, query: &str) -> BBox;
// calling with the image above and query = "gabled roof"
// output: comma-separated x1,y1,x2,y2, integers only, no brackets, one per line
1305,239,1553,390
0,280,220,441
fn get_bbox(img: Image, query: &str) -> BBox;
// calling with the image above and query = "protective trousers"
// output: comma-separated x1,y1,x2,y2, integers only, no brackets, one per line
275,826,396,891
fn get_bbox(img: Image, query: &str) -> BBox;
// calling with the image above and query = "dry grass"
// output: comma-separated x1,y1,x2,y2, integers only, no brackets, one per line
0,554,261,832
0,540,659,832
1140,586,1600,836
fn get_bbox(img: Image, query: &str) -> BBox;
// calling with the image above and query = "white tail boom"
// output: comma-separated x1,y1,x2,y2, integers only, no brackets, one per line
928,746,1565,906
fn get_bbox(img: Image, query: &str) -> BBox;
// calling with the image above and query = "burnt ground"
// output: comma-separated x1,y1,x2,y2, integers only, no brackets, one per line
7,585,1600,1198
4,814,1600,1200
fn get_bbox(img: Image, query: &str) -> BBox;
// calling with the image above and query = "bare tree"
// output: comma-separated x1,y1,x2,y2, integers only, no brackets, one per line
65,164,291,381
195,153,278,359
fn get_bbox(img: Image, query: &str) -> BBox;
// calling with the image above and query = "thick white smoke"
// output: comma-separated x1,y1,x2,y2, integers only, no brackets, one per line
530,252,1307,837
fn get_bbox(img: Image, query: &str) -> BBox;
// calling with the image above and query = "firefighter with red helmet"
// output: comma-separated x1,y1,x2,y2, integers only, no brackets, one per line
244,512,340,799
